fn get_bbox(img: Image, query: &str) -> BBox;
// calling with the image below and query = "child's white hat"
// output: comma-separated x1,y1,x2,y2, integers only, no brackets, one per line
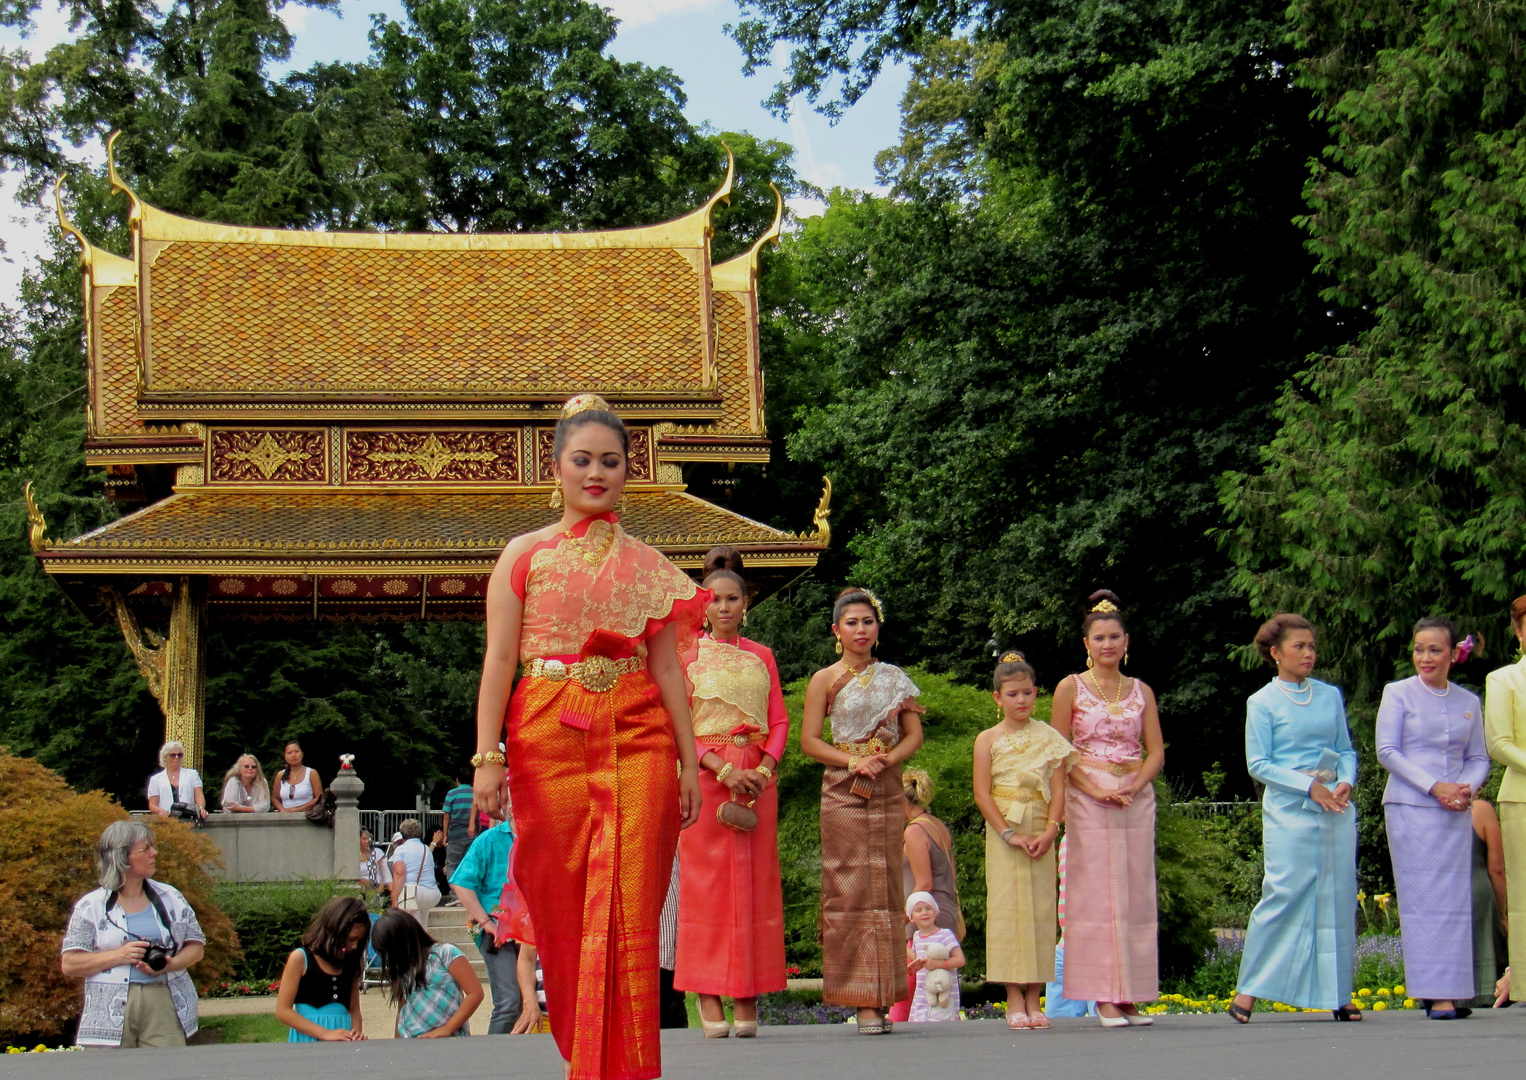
905,891,939,918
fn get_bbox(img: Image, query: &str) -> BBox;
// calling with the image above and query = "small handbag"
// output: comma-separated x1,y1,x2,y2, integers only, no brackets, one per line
396,845,427,911
305,790,336,826
716,792,758,833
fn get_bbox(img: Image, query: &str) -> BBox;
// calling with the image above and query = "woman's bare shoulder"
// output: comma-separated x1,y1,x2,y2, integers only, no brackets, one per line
490,525,562,574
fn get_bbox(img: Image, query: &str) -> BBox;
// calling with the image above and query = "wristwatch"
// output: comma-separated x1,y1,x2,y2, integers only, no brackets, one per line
470,751,506,768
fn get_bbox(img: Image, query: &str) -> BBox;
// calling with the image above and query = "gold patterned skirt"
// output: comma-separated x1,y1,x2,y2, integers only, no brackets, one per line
818,760,907,1009
984,797,1057,985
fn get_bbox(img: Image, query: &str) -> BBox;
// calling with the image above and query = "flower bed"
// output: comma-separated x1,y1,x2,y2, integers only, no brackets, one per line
205,979,282,998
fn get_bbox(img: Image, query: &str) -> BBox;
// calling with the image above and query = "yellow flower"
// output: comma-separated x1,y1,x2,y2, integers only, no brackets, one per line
1357,988,1372,997
1403,998,1416,1009
1357,891,1368,902
1375,988,1391,998
1394,984,1405,995
1374,893,1392,909
1372,1001,1388,1011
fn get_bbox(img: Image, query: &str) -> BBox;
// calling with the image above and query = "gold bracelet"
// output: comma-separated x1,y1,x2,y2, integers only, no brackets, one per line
1046,819,1063,828
846,755,860,774
756,765,774,781
716,763,735,782
470,751,506,768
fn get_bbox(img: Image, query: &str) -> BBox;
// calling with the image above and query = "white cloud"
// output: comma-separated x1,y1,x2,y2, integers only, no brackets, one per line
605,0,720,30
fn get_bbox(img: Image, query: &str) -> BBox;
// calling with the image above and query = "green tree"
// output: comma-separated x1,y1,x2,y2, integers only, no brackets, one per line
1221,0,1526,701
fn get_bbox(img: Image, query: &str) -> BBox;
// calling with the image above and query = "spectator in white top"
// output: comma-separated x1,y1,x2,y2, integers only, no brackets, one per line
220,754,270,813
272,740,323,814
147,742,206,821
389,818,441,925
358,829,387,892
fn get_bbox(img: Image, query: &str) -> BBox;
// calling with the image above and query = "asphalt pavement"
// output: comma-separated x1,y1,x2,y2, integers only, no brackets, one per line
5,1008,1522,1080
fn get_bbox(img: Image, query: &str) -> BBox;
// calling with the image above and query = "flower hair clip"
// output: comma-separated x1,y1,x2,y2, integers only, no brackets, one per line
1000,651,1025,663
860,588,886,623
1457,634,1475,663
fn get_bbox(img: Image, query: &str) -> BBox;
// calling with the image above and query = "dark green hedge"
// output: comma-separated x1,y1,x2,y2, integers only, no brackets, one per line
213,879,359,982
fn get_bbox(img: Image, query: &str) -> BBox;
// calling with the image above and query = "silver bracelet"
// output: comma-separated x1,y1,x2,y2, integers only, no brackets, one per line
1001,828,1016,842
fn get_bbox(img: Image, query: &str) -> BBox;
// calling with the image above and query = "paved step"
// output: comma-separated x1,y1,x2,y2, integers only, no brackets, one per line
426,904,486,979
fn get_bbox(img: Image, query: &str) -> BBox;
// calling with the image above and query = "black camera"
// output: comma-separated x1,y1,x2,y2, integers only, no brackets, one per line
168,801,199,822
141,943,170,972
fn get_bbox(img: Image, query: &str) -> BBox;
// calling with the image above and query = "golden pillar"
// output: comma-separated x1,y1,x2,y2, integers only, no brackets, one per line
101,576,209,773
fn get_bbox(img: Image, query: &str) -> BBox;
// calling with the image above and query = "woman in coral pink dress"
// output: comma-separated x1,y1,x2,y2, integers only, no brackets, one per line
675,547,789,1037
1050,590,1164,1026
472,395,707,1080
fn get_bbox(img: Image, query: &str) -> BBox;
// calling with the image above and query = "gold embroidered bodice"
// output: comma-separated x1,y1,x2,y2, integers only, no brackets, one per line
689,638,770,738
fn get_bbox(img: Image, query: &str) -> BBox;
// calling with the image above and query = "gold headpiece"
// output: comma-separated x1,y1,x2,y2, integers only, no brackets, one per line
999,651,1025,664
1089,599,1120,614
860,588,886,623
560,393,614,419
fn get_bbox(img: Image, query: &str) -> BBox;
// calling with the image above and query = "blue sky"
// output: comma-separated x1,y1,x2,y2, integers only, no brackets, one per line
0,0,908,305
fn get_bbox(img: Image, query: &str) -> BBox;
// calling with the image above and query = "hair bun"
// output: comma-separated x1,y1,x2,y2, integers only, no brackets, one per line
1087,588,1122,610
703,545,744,576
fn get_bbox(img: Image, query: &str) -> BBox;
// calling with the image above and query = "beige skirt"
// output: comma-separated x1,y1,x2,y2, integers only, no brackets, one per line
984,809,1057,985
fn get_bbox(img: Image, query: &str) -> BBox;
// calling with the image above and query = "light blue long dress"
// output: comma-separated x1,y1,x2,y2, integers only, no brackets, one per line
1236,677,1359,1009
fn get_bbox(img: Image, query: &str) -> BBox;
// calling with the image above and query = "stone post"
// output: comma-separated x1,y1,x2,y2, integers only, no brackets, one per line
331,762,365,881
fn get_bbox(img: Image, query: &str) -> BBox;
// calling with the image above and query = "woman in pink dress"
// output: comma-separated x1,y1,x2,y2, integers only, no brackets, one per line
674,547,790,1037
1050,590,1165,1026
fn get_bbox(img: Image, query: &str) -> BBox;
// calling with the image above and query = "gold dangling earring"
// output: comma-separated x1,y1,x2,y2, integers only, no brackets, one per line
834,637,843,655
995,703,1004,721
741,609,748,627
1124,652,1130,668
617,492,628,514
549,486,563,510
1086,653,1095,670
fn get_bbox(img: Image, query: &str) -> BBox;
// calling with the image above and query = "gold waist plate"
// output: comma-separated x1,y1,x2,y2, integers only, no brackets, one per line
992,785,1043,804
1079,755,1143,777
699,731,766,747
835,738,889,756
522,655,643,693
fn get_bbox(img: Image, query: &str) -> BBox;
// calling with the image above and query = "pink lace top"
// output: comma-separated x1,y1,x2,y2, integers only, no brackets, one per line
1067,673,1146,764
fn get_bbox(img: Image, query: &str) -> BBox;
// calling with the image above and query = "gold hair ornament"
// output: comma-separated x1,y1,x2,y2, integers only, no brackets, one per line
561,393,614,419
859,589,886,623
1089,599,1120,614
1000,651,1025,664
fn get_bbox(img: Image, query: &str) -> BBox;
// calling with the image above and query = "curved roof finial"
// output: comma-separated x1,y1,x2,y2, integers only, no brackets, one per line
105,130,144,220
52,174,91,264
700,142,736,231
747,183,784,260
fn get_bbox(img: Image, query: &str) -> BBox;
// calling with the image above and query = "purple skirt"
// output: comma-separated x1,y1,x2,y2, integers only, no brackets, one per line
1386,802,1474,1000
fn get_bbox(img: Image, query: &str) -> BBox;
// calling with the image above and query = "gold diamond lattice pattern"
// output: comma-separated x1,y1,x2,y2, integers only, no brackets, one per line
146,244,707,392
56,491,806,554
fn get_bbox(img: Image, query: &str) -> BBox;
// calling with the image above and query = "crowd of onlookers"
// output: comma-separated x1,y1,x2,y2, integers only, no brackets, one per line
145,739,326,821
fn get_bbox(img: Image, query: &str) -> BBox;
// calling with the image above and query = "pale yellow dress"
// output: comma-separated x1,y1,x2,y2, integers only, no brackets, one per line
984,722,1078,984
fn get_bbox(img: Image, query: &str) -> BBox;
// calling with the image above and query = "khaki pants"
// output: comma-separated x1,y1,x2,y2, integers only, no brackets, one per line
119,983,186,1048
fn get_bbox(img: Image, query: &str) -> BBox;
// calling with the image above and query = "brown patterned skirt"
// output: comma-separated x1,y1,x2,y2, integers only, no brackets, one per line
819,759,907,1008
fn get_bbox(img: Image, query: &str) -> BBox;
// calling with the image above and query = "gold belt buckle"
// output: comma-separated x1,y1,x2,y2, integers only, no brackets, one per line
576,655,620,693
732,735,750,746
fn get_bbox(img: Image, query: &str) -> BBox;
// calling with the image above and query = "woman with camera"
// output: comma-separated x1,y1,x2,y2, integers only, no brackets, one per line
146,741,206,821
61,821,206,1047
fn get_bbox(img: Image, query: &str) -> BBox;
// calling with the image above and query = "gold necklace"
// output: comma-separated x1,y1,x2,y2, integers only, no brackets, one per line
1086,671,1126,716
564,523,614,566
846,660,878,688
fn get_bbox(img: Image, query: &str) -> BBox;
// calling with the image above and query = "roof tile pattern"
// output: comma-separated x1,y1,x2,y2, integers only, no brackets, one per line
57,490,805,555
145,244,708,393
95,285,143,436
712,292,757,433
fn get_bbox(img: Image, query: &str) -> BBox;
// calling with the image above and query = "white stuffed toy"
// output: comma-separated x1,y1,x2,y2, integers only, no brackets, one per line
922,942,954,1009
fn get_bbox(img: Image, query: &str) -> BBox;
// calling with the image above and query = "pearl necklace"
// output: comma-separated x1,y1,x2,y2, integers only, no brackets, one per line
1273,678,1314,706
1420,678,1450,698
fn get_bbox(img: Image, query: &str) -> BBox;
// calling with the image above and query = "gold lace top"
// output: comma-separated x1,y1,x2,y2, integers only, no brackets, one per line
989,722,1078,826
690,638,769,737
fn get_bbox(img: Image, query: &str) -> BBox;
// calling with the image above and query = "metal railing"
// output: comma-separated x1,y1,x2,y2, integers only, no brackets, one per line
360,809,445,846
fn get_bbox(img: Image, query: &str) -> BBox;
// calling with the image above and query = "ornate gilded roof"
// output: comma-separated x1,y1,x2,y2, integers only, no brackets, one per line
38,489,824,567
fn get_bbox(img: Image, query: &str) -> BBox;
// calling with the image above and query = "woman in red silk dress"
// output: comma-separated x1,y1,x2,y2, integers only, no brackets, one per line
674,549,789,1037
473,395,707,1080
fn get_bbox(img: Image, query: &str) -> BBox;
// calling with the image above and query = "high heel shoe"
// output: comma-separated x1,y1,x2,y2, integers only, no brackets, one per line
1098,1013,1131,1028
702,1020,732,1038
733,1021,758,1038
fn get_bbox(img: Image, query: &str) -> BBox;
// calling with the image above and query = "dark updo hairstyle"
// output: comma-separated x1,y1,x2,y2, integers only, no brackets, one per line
1253,613,1314,663
833,586,882,625
1081,589,1127,634
993,650,1036,690
552,400,630,460
1413,615,1458,648
701,545,746,594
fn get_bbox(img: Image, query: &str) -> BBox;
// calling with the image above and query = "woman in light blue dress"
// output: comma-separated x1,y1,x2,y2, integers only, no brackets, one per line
1229,614,1361,1022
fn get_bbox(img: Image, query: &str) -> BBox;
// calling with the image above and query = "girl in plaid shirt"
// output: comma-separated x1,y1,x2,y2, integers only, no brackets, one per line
371,908,484,1038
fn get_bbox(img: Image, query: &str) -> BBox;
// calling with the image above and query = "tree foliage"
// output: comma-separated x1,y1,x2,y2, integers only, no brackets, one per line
1221,0,1526,702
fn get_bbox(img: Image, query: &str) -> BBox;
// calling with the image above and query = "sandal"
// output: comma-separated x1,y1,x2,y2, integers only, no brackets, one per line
856,1022,888,1035
1332,1004,1363,1022
1227,1002,1252,1024
1006,1012,1032,1030
1028,1013,1050,1030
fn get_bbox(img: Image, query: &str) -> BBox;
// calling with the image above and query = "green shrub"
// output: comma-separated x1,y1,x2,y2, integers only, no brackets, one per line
212,879,356,982
0,749,239,1046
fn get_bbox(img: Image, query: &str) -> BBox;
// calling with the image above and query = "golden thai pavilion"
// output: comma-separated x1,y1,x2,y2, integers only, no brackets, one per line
28,135,829,770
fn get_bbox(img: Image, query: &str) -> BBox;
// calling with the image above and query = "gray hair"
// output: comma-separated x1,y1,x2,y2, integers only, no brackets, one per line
398,817,423,840
159,741,186,767
97,820,154,892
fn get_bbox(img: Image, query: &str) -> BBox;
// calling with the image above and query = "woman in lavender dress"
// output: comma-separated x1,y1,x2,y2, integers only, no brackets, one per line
1377,616,1490,1019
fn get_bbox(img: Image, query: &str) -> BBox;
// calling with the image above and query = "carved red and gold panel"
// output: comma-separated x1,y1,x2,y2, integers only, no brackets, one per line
210,575,314,599
346,430,521,484
209,429,328,484
320,575,421,599
428,575,489,599
534,425,654,483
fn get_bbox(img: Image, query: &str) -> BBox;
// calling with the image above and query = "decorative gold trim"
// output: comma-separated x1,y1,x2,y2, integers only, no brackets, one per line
812,476,833,548
106,131,145,230
100,584,167,702
23,481,51,552
53,176,91,269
